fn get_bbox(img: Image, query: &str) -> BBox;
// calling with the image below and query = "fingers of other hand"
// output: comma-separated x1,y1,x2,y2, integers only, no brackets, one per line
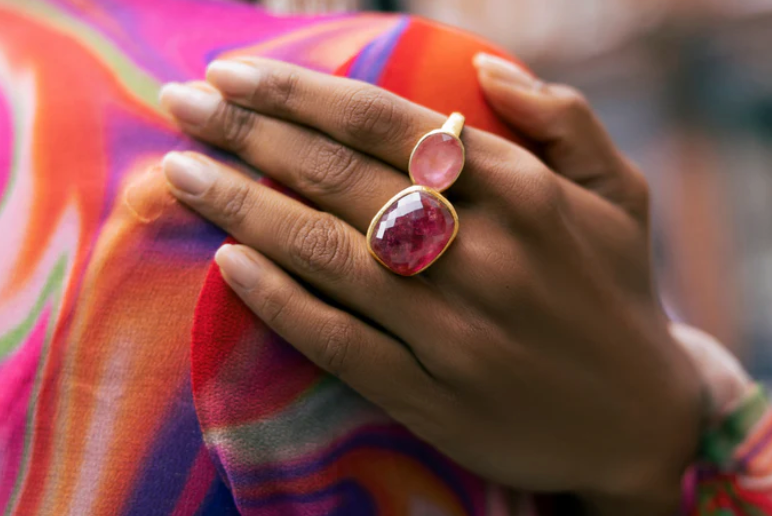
158,82,410,232
473,53,648,216
161,151,435,340
214,243,436,413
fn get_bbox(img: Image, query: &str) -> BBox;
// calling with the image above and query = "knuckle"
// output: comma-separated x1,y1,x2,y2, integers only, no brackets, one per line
543,84,592,135
262,68,301,117
554,85,591,118
634,173,651,206
289,215,351,276
494,152,562,226
257,284,294,326
299,140,359,197
219,180,254,228
316,316,358,376
516,171,563,227
428,316,498,383
339,88,401,145
212,102,256,152
625,161,651,216
527,173,563,224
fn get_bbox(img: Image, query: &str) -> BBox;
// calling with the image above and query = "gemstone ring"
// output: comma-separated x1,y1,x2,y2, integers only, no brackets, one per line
366,113,465,276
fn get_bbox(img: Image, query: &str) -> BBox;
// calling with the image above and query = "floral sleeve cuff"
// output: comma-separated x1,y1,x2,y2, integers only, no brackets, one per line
670,324,772,515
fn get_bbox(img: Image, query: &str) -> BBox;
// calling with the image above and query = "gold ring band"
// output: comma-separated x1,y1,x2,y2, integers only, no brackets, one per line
366,113,465,276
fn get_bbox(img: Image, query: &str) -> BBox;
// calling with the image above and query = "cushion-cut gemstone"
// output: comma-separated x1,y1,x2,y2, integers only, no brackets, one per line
369,189,457,276
409,131,464,192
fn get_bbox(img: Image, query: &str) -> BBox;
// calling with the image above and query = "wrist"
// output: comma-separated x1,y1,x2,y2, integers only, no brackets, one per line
580,323,763,516
584,449,692,516
578,474,683,516
581,324,704,516
581,497,678,516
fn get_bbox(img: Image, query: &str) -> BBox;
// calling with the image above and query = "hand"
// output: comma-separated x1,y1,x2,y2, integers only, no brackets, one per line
158,55,702,514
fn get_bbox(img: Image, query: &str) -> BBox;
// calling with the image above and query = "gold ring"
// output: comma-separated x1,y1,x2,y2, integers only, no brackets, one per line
366,112,465,276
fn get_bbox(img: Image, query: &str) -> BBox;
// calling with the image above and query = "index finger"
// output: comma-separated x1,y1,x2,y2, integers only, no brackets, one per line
204,58,513,184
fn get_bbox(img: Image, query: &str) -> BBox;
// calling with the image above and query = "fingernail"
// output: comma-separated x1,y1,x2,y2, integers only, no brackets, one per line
215,244,261,289
162,152,215,196
159,82,221,126
207,60,261,99
473,53,537,89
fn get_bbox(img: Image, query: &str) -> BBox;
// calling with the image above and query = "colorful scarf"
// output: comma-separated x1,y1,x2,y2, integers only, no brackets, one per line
0,1,516,514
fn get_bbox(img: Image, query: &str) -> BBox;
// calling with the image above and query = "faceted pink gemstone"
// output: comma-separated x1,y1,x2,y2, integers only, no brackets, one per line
369,189,456,276
409,132,464,191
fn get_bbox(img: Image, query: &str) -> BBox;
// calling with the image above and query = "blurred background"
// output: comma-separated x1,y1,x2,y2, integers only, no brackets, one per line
263,0,772,384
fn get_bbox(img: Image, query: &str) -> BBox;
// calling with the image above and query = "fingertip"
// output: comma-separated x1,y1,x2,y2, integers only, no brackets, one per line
206,59,260,99
214,243,234,267
158,82,183,113
161,151,214,197
476,71,536,118
215,244,263,290
473,52,537,91
476,70,509,94
157,81,220,126
471,52,490,71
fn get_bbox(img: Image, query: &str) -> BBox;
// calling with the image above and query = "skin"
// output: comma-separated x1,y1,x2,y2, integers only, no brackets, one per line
157,53,703,515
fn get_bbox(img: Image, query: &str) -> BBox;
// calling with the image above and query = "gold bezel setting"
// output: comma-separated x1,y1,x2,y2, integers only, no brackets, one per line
407,112,466,193
368,112,465,276
366,185,460,277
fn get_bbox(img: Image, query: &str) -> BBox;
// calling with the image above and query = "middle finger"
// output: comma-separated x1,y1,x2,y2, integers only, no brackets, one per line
159,82,412,233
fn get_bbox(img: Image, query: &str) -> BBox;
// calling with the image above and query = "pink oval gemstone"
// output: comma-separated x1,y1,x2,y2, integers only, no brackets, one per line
409,132,464,191
369,189,457,276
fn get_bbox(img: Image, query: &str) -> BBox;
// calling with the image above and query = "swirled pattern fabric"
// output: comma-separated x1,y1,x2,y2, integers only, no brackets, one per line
0,1,518,515
689,395,772,515
2,1,771,515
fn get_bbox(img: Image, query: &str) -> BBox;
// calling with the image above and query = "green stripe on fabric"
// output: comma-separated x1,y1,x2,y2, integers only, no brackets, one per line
0,256,66,359
2,256,66,516
700,384,769,466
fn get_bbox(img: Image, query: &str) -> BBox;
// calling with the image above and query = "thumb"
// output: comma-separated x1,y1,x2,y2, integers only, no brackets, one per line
474,52,646,214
